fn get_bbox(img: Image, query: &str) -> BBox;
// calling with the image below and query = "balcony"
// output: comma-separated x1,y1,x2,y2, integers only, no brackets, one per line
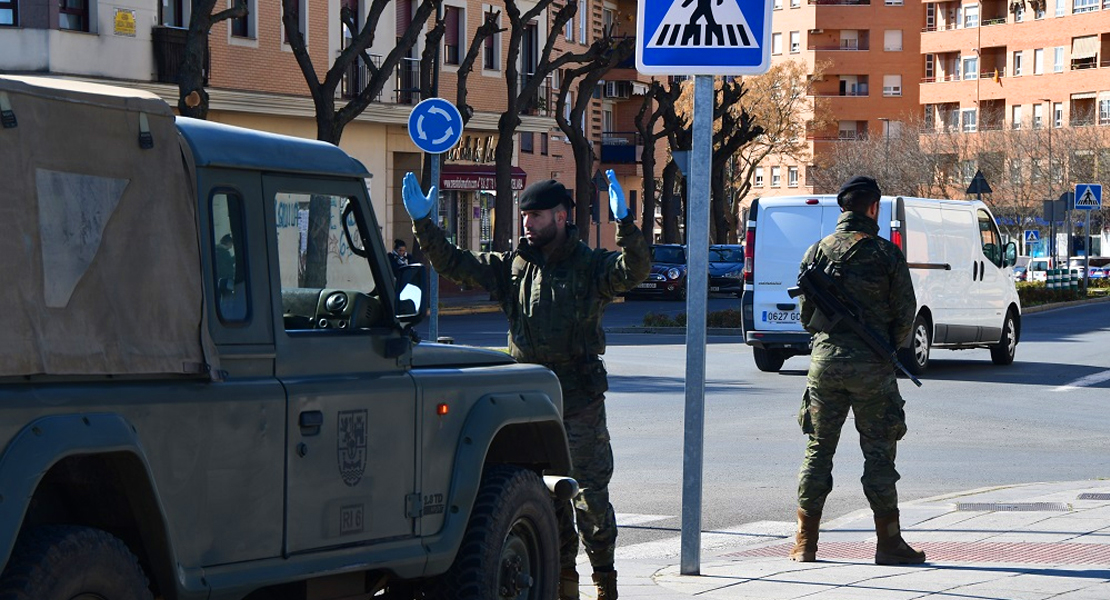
340,52,384,102
152,25,208,85
519,73,554,117
600,131,643,164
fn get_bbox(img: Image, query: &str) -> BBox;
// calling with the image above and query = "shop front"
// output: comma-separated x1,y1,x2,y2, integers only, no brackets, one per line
438,164,526,251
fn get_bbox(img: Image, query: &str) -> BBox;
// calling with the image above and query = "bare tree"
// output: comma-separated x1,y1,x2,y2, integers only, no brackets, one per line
709,81,763,243
282,0,437,144
178,0,247,118
635,80,685,243
491,0,599,250
553,33,635,239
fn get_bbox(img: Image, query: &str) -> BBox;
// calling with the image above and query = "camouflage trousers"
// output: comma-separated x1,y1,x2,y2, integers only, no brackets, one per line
556,397,617,571
797,359,907,516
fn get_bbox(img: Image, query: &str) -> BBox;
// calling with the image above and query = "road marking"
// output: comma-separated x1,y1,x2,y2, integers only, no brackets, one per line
616,513,672,526
1051,369,1110,392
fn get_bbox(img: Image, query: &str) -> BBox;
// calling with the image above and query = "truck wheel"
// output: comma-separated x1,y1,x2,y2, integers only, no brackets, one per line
427,466,558,600
990,310,1017,365
898,315,930,375
752,347,785,372
0,525,153,600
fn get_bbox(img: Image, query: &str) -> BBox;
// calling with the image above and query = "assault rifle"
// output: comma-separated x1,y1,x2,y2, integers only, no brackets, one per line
788,257,923,387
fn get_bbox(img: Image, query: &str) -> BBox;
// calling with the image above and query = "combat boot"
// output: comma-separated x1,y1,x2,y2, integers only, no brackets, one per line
874,511,926,565
592,570,618,600
789,508,821,562
559,568,579,600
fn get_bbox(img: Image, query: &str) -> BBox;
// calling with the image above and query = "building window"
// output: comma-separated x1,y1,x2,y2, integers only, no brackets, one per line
771,166,781,187
1014,2,1025,19
963,4,978,27
282,0,307,45
483,8,500,70
1033,48,1044,74
1074,0,1097,12
754,167,764,187
884,30,902,51
1054,46,1065,72
443,6,463,65
1099,99,1110,125
925,54,935,79
773,0,782,9
1035,3,1045,17
0,0,17,26
1056,0,1066,16
771,33,782,55
787,166,799,187
1013,51,1023,76
59,0,89,31
789,31,800,53
885,0,904,5
1033,103,1044,128
565,8,573,41
963,56,978,80
1054,102,1064,127
231,0,255,38
540,133,549,156
579,0,587,43
1012,105,1022,129
962,108,977,132
520,132,534,153
791,0,801,6
883,74,902,96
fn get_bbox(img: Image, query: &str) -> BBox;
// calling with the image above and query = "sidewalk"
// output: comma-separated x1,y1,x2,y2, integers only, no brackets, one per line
599,480,1110,599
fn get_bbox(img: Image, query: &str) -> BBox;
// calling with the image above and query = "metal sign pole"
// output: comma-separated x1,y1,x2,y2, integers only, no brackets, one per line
429,155,440,342
680,74,712,576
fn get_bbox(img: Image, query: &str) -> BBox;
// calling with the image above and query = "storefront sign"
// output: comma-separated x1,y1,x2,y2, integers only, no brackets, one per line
446,135,498,163
440,165,526,192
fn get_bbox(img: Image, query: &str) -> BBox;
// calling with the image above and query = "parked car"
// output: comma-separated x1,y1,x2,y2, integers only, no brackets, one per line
1089,267,1106,280
626,244,687,300
708,244,745,297
1012,265,1028,281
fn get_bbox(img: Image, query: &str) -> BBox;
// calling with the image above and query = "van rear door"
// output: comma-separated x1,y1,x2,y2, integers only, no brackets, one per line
751,201,837,332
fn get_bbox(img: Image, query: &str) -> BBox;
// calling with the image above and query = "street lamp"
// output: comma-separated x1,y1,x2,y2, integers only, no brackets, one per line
877,117,890,185
1040,98,1053,264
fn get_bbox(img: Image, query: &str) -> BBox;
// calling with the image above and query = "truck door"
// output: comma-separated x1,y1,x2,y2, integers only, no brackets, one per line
751,201,837,333
263,175,417,554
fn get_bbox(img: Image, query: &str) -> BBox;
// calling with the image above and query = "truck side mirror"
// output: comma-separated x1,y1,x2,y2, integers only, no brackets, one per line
1003,241,1017,268
396,264,428,325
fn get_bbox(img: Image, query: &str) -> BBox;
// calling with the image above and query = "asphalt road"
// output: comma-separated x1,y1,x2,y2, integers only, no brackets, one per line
430,298,1110,557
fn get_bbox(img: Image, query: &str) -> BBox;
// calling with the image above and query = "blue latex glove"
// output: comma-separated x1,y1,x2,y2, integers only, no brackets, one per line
607,169,628,220
402,171,436,220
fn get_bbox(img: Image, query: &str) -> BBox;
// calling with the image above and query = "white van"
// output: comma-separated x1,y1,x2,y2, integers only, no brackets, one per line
741,195,1021,374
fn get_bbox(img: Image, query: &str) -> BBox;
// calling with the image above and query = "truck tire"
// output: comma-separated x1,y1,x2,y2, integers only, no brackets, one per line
426,466,558,600
990,310,1017,365
0,525,153,600
898,315,930,375
752,347,786,372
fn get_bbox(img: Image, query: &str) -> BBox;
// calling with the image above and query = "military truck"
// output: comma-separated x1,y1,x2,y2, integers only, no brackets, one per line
0,75,574,600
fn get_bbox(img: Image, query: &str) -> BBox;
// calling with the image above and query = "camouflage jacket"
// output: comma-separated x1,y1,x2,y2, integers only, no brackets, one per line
799,211,916,362
413,218,651,369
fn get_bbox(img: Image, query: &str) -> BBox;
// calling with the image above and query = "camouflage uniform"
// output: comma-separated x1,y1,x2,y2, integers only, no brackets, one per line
412,216,651,571
796,211,916,517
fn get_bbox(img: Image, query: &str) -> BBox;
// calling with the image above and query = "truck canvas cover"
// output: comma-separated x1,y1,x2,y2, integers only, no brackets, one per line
0,76,216,377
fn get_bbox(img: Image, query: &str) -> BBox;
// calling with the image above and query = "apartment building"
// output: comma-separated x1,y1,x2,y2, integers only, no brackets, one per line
753,0,923,198
0,0,651,254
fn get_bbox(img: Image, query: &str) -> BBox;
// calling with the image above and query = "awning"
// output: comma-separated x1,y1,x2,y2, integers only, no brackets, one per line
1072,91,1097,100
1072,35,1099,59
440,164,527,192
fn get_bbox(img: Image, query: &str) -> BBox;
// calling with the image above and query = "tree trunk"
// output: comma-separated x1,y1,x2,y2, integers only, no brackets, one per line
571,138,594,241
661,161,680,243
640,144,658,243
710,166,730,244
493,113,519,250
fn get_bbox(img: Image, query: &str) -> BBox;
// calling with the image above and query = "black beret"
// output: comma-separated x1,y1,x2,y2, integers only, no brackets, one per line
836,176,881,207
519,179,574,211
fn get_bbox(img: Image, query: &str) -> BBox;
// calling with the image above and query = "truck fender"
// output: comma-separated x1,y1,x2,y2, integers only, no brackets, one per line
0,413,179,594
422,391,569,574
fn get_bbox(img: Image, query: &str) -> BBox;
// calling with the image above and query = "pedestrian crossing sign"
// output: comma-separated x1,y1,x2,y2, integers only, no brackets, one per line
636,0,773,75
1074,183,1102,210
1024,230,1039,243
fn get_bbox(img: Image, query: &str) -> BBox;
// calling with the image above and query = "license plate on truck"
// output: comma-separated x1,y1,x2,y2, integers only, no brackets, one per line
762,311,799,323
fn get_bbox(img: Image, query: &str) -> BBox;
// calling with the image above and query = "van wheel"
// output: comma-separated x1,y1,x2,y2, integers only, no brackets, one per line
753,347,786,372
990,311,1017,365
0,525,154,600
424,466,558,600
898,316,930,375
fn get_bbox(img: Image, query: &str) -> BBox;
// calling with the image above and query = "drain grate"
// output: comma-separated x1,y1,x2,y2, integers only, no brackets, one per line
1078,493,1110,501
725,541,1110,565
955,502,1071,512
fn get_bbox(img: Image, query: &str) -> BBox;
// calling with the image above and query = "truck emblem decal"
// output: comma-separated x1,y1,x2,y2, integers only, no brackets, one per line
337,410,367,487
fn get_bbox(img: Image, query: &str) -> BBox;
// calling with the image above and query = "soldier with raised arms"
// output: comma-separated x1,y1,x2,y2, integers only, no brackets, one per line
402,169,651,599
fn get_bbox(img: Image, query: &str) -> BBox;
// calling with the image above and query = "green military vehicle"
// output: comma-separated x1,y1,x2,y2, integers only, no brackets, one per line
0,75,573,600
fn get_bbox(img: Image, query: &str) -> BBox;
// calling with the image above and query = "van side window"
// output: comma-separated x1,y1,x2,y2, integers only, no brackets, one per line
211,192,250,323
977,209,1003,267
274,192,384,332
